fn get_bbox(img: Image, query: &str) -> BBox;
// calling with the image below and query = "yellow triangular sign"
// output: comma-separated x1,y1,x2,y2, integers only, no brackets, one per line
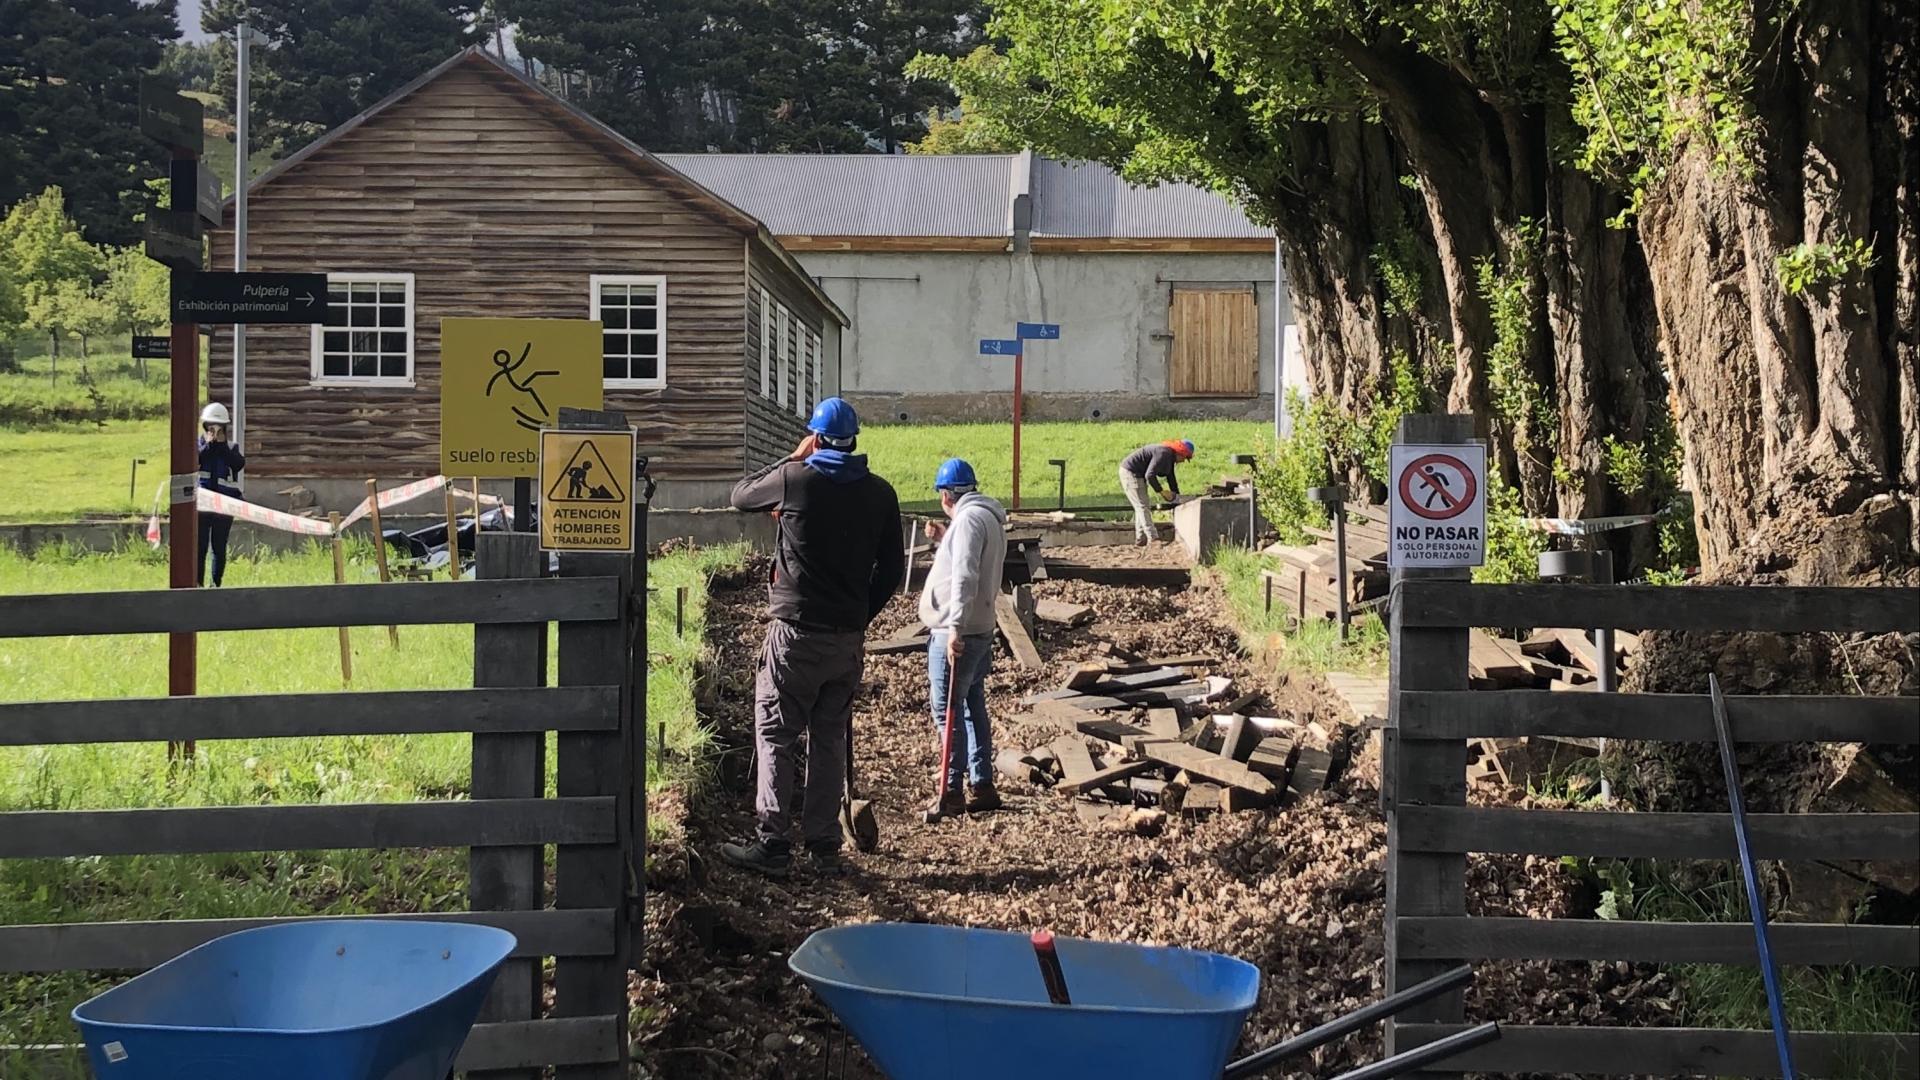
546,438,626,504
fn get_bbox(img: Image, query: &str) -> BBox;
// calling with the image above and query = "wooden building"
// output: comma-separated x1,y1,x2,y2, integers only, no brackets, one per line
207,47,846,509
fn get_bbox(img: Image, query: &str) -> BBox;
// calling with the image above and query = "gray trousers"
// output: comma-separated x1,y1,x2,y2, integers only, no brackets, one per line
754,618,864,851
1119,465,1156,541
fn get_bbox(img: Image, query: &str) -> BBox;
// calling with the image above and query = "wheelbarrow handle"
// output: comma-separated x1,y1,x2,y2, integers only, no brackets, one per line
1220,965,1474,1080
1321,1022,1501,1080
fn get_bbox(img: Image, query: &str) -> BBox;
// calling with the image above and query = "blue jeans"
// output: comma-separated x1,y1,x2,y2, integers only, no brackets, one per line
928,631,995,790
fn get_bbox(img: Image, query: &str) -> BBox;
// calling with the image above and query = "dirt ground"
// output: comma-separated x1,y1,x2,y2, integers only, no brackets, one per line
632,550,1674,1079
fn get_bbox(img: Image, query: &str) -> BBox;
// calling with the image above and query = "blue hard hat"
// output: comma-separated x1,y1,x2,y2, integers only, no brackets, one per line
808,397,859,441
933,458,977,491
1178,439,1195,457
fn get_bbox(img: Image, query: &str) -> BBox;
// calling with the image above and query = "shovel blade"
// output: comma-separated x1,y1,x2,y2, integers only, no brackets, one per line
843,798,879,852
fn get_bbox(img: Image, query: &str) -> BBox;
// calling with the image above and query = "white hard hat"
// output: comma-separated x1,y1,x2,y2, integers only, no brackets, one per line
200,402,231,425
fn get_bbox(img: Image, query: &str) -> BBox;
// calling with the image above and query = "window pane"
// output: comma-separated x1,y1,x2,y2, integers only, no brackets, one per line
602,306,627,330
635,333,658,358
349,283,376,303
351,353,376,377
324,331,348,353
328,286,349,308
380,355,407,378
630,284,656,304
351,331,378,354
350,304,377,328
600,284,627,304
378,282,406,303
635,307,657,331
604,356,626,381
636,355,658,381
378,303,405,328
324,355,349,377
603,333,627,358
381,332,407,354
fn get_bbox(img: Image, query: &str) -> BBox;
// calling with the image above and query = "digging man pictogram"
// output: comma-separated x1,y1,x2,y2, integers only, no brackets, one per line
486,342,560,431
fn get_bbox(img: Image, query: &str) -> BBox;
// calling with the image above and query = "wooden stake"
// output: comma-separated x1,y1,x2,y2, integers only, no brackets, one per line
675,585,687,637
328,512,352,686
366,478,399,647
444,481,461,581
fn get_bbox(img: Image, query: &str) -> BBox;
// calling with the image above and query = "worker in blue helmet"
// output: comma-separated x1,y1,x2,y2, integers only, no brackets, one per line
720,396,905,878
1119,438,1195,546
917,457,1008,821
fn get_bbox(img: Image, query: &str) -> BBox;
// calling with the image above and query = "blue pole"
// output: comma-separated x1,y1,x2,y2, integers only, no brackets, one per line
1708,673,1797,1080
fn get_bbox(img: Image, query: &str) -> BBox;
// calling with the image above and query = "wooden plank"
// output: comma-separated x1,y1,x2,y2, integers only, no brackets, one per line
1050,736,1098,786
1393,1023,1916,1077
1138,653,1217,668
1246,737,1296,781
1078,716,1152,746
1288,746,1333,800
1393,580,1920,634
1467,628,1532,683
1035,599,1094,627
1399,690,1919,744
1136,739,1275,796
1064,661,1109,691
994,592,1045,670
1024,545,1048,583
1218,714,1258,761
1043,562,1191,588
0,577,622,638
1398,806,1920,861
0,908,616,973
1025,693,1128,712
1145,708,1183,740
866,627,931,655
1181,783,1223,813
1113,681,1209,706
1056,758,1160,796
1396,915,1920,968
0,797,613,858
1090,667,1191,694
0,685,615,747
471,532,548,1080
457,1017,623,1072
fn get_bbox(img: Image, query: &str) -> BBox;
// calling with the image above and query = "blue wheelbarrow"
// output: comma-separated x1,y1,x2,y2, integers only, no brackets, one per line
790,923,1499,1080
72,920,516,1080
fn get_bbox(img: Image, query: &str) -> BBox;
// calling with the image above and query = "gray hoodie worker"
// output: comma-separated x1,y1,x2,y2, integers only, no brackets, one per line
919,458,1009,821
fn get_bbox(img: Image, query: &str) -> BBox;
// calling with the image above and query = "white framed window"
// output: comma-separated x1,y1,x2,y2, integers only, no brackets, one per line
775,303,790,407
311,273,413,385
808,328,821,411
758,287,773,399
789,308,804,418
590,274,667,388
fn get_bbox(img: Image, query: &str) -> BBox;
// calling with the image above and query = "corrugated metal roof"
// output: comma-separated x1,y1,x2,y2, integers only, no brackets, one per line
654,153,1270,240
655,153,1015,237
1029,159,1268,239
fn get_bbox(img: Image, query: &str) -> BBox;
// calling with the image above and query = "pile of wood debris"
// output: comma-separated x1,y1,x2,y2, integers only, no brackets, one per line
1258,506,1391,623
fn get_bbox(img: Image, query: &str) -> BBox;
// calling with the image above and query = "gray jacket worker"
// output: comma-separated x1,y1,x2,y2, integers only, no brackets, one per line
918,458,1008,821
718,397,904,878
1118,439,1194,545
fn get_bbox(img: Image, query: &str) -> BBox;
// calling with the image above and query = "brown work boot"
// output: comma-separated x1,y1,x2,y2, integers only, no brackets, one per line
1134,536,1148,547
922,789,965,823
966,782,1003,814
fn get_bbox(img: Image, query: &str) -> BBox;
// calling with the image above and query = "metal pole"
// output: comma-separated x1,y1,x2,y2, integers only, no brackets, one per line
1011,349,1023,510
1591,545,1616,801
1222,965,1475,1080
1322,1024,1502,1080
1333,498,1350,640
231,23,252,456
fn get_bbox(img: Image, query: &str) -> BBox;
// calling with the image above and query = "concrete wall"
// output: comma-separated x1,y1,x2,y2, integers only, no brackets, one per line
803,250,1286,422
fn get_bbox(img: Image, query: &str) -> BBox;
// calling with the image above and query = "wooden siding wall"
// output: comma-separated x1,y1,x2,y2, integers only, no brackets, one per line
206,59,751,482
743,249,828,466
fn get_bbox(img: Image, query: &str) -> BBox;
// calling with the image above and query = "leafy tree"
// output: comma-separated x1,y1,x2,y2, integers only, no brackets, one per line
907,111,1018,155
158,39,219,96
101,245,170,337
200,0,479,155
0,187,105,365
0,0,180,246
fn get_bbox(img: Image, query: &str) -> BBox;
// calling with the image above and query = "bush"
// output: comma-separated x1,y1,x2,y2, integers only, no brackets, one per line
0,353,168,427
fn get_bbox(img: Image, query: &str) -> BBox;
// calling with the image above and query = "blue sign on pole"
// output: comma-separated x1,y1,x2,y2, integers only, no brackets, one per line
979,339,1022,356
1016,322,1061,340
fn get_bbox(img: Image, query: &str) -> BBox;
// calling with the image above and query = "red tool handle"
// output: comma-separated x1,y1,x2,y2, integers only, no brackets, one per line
1031,930,1072,1005
936,655,960,799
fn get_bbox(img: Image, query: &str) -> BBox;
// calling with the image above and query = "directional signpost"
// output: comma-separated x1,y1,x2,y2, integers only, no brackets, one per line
132,336,170,360
171,271,330,324
144,212,203,273
170,158,224,225
978,322,1061,510
140,75,204,152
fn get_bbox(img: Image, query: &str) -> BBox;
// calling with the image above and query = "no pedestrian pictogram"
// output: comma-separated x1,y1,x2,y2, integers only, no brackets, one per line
1398,453,1478,521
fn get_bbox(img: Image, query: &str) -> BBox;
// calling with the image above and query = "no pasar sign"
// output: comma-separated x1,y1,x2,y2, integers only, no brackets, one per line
1388,442,1488,569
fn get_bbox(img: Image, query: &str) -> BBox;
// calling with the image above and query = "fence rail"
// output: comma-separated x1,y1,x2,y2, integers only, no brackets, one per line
0,532,640,1078
1384,570,1920,1077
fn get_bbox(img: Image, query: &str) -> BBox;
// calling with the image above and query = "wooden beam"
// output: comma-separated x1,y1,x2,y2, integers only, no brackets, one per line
1392,1024,1915,1078
1135,739,1275,796
0,577,622,638
0,686,617,747
1056,758,1160,796
995,592,1045,670
1218,714,1259,761
1397,806,1920,862
1393,580,1920,634
1396,915,1919,968
0,797,613,858
1044,562,1191,588
1049,736,1098,786
1035,599,1094,627
1064,661,1108,691
1090,667,1192,694
457,1017,623,1072
1145,708,1183,740
1398,690,1920,744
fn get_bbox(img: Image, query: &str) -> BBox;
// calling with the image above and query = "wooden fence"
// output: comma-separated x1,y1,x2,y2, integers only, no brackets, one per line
1383,579,1920,1077
0,530,641,1079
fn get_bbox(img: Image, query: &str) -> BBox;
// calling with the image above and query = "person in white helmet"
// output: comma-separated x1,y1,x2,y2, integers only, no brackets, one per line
197,402,245,586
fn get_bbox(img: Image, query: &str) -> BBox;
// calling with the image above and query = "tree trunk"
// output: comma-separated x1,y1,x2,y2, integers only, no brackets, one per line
1637,0,1917,579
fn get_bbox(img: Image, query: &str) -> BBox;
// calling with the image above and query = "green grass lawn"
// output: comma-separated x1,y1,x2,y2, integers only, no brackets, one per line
0,541,741,1058
0,353,172,427
0,418,167,521
1207,545,1389,677
861,419,1269,512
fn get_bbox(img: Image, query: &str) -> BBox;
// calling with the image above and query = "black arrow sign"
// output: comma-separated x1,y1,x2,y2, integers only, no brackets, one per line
170,272,333,325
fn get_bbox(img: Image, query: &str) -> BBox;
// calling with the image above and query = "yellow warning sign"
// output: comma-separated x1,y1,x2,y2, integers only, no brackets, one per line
540,429,635,552
441,317,603,478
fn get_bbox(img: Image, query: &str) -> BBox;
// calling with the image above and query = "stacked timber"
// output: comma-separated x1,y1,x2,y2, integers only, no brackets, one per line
1259,504,1390,624
1464,626,1641,787
1003,653,1339,824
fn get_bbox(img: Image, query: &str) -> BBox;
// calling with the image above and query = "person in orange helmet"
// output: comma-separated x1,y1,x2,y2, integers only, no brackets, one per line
1118,438,1193,545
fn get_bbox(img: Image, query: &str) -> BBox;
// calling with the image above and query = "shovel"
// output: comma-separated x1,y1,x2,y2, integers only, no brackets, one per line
841,709,879,853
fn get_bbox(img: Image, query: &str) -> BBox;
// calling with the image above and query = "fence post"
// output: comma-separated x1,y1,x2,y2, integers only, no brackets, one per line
1384,414,1473,1069
365,478,399,647
327,511,352,687
628,480,649,952
555,409,633,1078
469,531,546,1080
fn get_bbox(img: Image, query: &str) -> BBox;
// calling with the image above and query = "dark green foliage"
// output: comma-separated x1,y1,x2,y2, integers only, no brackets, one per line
0,0,180,246
199,0,479,154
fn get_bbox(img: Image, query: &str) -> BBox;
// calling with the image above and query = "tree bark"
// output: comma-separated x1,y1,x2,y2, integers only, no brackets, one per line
1637,0,1917,578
